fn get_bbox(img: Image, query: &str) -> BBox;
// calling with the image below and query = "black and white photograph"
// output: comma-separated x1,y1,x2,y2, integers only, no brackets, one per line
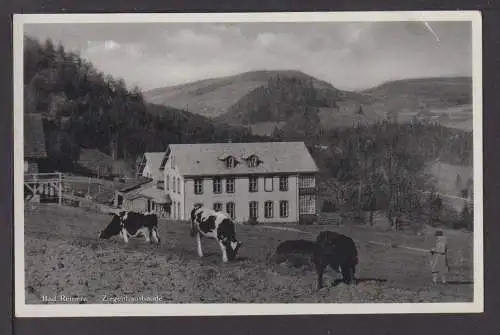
14,12,483,317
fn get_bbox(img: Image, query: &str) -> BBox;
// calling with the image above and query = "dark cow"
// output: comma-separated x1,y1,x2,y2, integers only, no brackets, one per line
270,239,318,266
313,231,358,289
190,205,242,263
275,239,317,255
98,210,160,246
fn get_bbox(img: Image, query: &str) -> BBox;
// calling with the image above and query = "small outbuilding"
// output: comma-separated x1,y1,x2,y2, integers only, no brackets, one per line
114,177,172,217
24,113,47,174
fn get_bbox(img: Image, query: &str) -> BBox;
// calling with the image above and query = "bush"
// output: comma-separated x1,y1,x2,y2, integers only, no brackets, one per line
299,214,317,225
247,216,259,225
321,200,337,212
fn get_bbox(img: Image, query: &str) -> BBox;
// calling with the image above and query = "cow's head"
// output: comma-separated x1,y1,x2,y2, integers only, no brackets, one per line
224,239,242,261
98,214,122,239
217,217,242,261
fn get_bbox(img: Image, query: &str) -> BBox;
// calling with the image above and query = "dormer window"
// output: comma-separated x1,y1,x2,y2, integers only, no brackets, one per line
225,156,237,168
218,153,239,169
248,155,259,168
243,154,261,168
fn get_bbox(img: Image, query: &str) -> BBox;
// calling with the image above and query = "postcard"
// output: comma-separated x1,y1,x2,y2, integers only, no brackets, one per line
14,11,483,317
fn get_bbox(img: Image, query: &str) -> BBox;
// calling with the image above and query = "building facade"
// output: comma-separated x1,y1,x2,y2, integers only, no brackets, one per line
113,177,171,217
159,142,319,223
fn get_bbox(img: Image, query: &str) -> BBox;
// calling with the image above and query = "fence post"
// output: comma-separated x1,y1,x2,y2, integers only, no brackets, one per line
58,172,62,206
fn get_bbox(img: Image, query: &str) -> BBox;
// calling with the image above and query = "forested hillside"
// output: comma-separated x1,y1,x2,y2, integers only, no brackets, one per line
213,73,342,124
24,36,473,230
145,70,471,135
275,120,473,230
24,36,264,173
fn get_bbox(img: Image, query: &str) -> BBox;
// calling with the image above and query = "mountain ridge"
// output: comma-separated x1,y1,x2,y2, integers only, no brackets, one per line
143,70,472,135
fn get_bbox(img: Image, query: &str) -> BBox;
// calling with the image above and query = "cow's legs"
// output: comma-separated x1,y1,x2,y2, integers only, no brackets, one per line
121,228,129,243
144,228,151,243
329,262,341,273
151,228,160,245
196,232,204,258
341,264,355,285
313,250,327,290
315,262,326,290
218,240,229,263
190,221,196,237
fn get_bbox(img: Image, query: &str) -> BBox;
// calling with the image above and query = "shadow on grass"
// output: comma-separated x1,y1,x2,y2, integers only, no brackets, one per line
444,280,474,285
356,277,388,284
330,277,388,287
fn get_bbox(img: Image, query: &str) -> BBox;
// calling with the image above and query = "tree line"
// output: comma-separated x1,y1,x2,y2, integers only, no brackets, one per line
24,36,473,231
24,36,265,173
274,120,473,231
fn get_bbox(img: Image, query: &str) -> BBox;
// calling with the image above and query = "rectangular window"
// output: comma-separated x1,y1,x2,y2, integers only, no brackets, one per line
194,203,204,209
226,177,235,193
226,202,235,220
249,201,258,218
177,177,181,194
213,177,222,194
264,176,274,192
177,202,181,219
173,177,176,192
249,176,258,192
279,200,289,218
166,175,170,191
279,176,288,192
194,179,203,195
213,202,223,212
299,175,315,188
172,201,176,218
264,201,274,218
299,195,316,214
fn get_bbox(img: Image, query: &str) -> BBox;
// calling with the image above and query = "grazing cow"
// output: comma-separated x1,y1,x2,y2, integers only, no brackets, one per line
313,231,358,289
190,205,242,263
98,210,160,246
270,239,318,266
275,239,317,255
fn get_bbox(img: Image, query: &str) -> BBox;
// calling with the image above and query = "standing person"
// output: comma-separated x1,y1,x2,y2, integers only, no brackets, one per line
430,230,450,284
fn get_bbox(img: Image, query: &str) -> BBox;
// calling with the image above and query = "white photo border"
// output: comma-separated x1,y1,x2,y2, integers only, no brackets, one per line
13,10,483,317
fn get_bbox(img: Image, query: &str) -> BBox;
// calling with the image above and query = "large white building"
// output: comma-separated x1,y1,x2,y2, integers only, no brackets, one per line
138,142,319,223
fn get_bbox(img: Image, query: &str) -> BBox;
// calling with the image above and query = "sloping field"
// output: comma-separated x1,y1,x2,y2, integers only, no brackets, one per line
24,205,473,304
144,78,268,118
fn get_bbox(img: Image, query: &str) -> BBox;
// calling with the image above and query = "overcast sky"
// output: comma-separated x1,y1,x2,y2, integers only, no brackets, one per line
23,21,472,92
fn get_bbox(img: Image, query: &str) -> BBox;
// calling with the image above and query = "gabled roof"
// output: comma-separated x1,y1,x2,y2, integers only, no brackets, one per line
117,177,152,193
138,187,172,204
24,113,47,159
161,142,319,176
139,152,165,179
123,183,172,204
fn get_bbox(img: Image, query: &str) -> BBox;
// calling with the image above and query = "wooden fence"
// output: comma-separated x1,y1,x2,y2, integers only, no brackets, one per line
24,172,117,212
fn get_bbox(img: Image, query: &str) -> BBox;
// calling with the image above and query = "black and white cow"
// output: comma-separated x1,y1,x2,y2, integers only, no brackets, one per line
190,205,242,263
98,210,160,246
